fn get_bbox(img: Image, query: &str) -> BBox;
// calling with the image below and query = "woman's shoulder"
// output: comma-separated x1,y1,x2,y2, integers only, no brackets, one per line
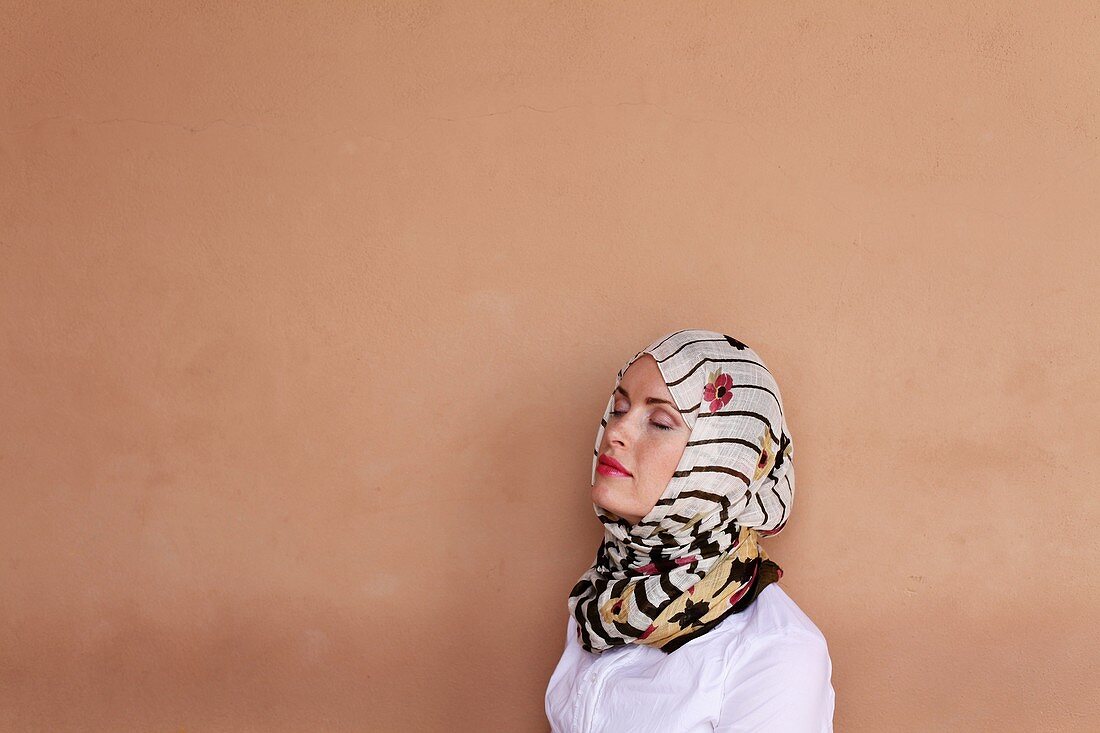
713,584,836,729
707,582,830,654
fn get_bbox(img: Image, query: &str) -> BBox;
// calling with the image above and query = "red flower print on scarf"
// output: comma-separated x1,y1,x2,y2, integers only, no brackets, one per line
703,370,734,413
637,555,698,576
753,429,774,483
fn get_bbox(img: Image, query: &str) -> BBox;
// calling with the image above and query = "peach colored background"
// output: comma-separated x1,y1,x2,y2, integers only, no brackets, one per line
3,2,1098,731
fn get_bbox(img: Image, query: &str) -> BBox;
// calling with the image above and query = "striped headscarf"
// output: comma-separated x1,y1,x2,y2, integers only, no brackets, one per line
567,328,795,654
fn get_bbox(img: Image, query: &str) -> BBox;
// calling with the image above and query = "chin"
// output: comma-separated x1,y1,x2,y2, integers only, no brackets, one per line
591,485,629,518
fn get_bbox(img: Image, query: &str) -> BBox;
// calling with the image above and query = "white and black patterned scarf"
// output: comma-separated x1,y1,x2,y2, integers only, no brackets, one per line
567,329,795,654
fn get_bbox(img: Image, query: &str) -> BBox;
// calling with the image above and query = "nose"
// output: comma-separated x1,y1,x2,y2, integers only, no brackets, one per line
604,411,630,447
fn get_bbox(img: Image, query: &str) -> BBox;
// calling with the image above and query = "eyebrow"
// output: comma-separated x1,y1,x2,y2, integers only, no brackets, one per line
615,386,683,412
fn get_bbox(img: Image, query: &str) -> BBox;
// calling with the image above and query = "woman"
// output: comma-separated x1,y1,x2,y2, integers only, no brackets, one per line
545,329,835,732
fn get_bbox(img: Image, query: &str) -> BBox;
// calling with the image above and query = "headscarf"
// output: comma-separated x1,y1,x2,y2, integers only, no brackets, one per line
567,328,795,654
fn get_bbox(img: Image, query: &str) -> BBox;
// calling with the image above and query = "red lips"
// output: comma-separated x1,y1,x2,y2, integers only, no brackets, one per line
598,454,633,476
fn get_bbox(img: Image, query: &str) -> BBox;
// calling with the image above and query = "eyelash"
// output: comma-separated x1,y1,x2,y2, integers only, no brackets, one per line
609,409,675,431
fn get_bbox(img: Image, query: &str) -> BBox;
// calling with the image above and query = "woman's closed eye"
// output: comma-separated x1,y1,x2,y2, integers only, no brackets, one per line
609,408,675,431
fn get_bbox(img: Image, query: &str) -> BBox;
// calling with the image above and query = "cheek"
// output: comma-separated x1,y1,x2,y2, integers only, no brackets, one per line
639,437,686,485
660,444,685,477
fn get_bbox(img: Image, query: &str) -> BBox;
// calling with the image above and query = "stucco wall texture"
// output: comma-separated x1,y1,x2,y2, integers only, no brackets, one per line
2,2,1098,731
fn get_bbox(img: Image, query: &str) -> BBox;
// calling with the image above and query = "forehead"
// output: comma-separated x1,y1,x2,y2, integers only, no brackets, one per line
619,353,673,396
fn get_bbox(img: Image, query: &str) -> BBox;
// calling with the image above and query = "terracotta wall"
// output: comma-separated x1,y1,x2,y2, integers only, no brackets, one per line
2,2,1097,731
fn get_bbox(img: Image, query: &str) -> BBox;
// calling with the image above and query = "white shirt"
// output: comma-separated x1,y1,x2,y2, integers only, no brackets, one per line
545,583,835,732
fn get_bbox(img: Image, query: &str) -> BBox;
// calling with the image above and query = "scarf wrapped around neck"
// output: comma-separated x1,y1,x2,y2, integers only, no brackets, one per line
567,329,795,654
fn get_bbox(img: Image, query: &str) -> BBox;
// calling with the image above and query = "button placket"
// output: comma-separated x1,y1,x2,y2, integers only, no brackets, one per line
579,649,632,732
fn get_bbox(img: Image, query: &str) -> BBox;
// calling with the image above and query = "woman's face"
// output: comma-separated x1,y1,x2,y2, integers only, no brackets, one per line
591,353,691,525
